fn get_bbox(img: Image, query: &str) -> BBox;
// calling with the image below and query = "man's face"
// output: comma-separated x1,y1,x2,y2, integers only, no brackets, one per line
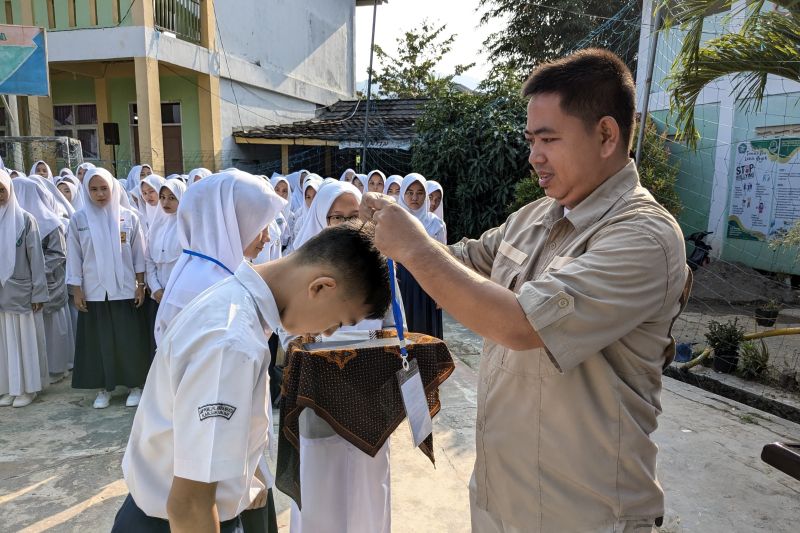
525,93,606,209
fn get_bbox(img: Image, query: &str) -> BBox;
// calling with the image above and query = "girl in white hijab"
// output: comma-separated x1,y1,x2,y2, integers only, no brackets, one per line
383,175,403,198
0,170,50,408
269,175,295,249
187,167,212,185
30,160,54,181
137,174,167,232
339,168,356,182
366,170,386,193
396,172,445,339
288,179,398,533
352,173,367,194
425,179,447,244
285,169,310,213
75,162,96,183
125,164,153,208
398,173,446,243
28,162,74,221
15,177,75,384
290,175,323,250
145,179,187,304
67,167,149,409
154,170,286,343
56,174,86,211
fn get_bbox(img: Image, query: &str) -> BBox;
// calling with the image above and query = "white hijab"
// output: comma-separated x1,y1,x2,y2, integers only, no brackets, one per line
0,170,25,286
125,164,152,195
293,181,361,250
296,174,323,218
399,173,445,238
148,179,187,264
339,168,356,182
59,168,73,178
285,170,308,213
352,174,367,193
56,174,86,211
187,167,212,185
426,180,445,220
156,171,286,340
269,175,293,220
139,174,167,230
14,176,64,237
76,162,96,182
28,173,74,220
81,168,127,296
367,170,386,192
383,175,403,196
30,160,54,181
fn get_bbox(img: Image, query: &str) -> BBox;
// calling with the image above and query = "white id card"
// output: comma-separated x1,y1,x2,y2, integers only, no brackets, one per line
397,358,433,448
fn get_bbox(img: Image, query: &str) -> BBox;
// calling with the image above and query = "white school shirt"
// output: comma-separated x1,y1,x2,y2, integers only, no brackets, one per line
122,261,281,521
145,246,179,294
65,208,145,301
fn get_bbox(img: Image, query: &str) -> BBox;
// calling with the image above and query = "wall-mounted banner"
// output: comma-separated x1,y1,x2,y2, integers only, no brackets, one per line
0,25,49,96
727,138,800,241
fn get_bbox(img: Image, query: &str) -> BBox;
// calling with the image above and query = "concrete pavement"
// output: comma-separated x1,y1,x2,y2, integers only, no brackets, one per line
1,318,799,532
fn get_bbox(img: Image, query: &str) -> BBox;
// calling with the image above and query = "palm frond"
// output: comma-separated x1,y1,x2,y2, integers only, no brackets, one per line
666,9,800,147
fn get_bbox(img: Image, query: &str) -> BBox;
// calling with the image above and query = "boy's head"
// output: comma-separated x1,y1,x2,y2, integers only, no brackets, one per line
280,222,390,336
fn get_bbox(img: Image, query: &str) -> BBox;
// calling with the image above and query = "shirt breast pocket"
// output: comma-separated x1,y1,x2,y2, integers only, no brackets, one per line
491,240,528,291
120,224,132,247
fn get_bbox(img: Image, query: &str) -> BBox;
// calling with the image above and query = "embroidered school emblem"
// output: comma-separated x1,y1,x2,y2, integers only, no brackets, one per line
198,403,237,421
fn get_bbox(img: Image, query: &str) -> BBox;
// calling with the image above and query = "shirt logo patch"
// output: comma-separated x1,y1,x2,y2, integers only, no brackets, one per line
198,403,237,421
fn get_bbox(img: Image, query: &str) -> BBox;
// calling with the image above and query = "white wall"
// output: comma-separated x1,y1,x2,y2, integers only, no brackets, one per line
215,0,355,102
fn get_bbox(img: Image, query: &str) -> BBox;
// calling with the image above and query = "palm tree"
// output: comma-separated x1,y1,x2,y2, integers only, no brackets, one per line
659,0,800,147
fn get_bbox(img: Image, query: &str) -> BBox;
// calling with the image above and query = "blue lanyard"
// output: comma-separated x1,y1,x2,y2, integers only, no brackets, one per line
182,249,234,275
387,259,409,359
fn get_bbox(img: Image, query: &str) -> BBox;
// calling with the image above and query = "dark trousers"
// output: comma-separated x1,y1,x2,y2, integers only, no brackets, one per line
111,492,277,533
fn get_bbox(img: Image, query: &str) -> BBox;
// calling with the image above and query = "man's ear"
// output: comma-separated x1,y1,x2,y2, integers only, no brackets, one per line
597,116,621,159
308,276,337,300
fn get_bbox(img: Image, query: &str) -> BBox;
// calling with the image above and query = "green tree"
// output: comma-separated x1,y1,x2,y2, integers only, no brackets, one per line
662,0,800,146
411,78,530,240
478,0,637,76
370,21,475,99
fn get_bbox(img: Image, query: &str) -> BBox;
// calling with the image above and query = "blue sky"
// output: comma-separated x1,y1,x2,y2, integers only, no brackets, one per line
355,0,506,89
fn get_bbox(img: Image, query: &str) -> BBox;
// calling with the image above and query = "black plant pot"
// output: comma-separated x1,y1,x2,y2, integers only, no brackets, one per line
713,349,739,373
755,308,779,328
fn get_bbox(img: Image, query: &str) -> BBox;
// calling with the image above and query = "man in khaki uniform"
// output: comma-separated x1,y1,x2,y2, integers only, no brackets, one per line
362,48,689,532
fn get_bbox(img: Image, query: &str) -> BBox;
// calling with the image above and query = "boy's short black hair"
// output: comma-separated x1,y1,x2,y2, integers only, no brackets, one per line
293,222,391,320
522,48,636,150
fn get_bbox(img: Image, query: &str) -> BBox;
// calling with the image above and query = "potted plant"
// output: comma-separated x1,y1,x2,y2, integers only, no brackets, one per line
754,299,781,327
737,340,769,379
705,319,745,374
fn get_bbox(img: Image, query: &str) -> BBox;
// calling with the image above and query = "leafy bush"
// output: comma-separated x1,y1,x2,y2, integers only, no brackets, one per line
411,81,530,241
705,319,745,354
738,340,769,379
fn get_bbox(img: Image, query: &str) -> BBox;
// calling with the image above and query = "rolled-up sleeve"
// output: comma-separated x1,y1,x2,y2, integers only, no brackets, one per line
516,224,671,372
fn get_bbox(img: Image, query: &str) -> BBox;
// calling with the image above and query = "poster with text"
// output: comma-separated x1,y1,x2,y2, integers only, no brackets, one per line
727,138,800,241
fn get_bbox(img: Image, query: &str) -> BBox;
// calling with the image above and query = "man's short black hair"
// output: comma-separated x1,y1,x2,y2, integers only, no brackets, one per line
293,222,391,320
522,48,636,150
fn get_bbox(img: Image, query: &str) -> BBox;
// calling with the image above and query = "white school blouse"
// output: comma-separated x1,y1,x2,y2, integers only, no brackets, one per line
65,208,145,301
122,262,281,521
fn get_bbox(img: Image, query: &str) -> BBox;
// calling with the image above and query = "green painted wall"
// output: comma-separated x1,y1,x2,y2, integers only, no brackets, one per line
51,78,95,105
108,74,202,176
652,104,720,244
720,92,800,275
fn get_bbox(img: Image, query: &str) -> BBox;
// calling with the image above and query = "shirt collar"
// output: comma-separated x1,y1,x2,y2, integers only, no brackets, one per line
563,159,640,232
234,261,282,333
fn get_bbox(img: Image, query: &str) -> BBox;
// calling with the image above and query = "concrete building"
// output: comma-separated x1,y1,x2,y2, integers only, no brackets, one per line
0,0,383,176
637,0,800,275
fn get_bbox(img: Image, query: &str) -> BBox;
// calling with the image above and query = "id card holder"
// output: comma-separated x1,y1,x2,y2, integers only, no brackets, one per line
397,358,433,448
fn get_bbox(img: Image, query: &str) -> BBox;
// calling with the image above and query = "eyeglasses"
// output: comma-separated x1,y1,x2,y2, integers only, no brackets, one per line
326,214,360,224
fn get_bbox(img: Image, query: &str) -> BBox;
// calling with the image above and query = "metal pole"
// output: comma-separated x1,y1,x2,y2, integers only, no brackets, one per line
635,6,664,165
361,0,379,173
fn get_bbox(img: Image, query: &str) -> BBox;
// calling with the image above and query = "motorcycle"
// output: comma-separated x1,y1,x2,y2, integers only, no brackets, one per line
686,231,713,271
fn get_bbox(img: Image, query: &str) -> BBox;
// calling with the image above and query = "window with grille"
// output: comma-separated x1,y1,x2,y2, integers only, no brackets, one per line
53,104,99,160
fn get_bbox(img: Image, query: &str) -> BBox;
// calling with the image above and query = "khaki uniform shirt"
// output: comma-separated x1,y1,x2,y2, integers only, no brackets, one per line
449,161,688,531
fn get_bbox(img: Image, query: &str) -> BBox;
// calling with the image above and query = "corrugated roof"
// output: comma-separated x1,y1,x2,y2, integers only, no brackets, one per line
233,98,428,144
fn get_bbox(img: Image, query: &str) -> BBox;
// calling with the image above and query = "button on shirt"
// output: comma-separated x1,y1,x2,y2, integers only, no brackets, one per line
122,261,281,521
449,161,688,531
65,209,145,301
